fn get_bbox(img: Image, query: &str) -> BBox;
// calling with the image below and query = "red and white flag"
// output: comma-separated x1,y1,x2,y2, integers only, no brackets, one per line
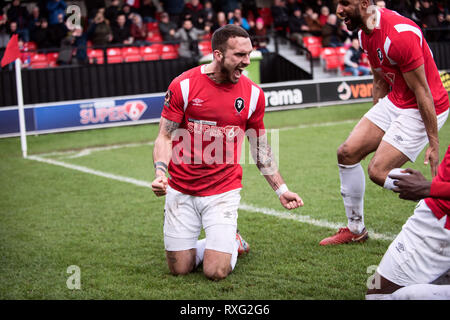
1,34,20,68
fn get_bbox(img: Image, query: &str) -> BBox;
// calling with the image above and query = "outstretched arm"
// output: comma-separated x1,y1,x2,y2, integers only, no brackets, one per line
151,117,180,197
248,132,304,210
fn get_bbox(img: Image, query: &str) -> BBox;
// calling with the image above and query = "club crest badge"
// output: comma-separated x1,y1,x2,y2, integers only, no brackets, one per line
234,97,245,113
164,90,172,108
376,48,383,62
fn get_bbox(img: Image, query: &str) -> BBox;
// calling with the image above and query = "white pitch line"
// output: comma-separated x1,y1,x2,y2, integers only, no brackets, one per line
38,141,155,159
27,154,395,241
27,155,151,188
33,119,357,159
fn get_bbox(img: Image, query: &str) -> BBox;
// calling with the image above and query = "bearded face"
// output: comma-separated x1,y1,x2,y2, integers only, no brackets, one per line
337,0,365,32
217,37,252,84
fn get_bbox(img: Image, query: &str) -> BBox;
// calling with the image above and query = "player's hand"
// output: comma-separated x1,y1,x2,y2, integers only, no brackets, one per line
151,176,168,197
424,145,439,178
390,168,431,201
279,191,304,210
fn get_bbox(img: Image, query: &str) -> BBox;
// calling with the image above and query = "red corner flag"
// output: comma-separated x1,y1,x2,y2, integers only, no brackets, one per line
1,34,21,68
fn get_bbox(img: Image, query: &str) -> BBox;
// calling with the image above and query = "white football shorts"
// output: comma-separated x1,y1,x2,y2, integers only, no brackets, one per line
377,200,450,286
364,96,449,161
163,186,241,254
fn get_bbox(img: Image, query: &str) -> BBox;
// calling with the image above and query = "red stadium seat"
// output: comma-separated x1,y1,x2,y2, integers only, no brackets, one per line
22,41,37,52
258,7,273,27
303,36,322,58
107,47,123,63
198,41,212,55
320,48,340,71
29,53,48,68
146,22,159,31
87,49,104,64
140,45,161,61
160,44,178,59
122,46,141,62
46,52,59,67
146,31,163,42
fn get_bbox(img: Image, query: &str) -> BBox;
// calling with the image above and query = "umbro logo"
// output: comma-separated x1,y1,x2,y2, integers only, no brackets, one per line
192,98,204,107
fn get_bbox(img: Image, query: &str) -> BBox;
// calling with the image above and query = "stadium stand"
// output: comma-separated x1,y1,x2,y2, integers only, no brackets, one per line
0,0,448,77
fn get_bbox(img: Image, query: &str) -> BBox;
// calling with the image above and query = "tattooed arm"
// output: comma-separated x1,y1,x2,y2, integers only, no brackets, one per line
151,117,180,197
248,133,304,210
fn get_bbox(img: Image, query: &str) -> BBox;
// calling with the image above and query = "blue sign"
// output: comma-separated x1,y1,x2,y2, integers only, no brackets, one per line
0,94,165,136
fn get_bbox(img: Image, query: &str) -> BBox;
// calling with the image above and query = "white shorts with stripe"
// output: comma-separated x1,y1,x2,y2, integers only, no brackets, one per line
364,96,448,161
377,200,450,286
163,186,241,254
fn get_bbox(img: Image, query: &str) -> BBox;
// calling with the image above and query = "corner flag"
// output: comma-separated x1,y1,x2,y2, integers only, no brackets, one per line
1,34,20,67
1,34,27,158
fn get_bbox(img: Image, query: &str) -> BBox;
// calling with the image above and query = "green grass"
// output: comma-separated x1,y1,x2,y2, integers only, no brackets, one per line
1,102,449,300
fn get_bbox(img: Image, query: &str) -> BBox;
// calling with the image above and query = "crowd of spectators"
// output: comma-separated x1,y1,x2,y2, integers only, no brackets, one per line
0,0,449,66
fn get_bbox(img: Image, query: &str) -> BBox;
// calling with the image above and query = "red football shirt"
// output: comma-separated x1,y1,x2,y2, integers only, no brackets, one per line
161,65,266,196
425,145,450,230
359,8,449,115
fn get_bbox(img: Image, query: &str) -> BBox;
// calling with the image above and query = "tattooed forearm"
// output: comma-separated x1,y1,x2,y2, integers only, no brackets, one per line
164,119,180,137
249,134,279,176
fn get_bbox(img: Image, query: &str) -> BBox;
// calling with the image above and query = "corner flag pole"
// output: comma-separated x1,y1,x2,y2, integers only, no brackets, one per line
15,58,27,158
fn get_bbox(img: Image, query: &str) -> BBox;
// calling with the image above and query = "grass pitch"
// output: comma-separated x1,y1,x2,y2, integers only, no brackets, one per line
1,102,449,300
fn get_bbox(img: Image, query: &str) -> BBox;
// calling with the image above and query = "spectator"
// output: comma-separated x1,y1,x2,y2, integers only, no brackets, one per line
158,11,178,42
436,12,450,42
87,10,112,46
218,0,240,16
7,0,30,42
129,13,148,44
242,0,259,22
105,0,121,24
304,6,322,36
321,14,344,47
49,13,68,48
182,0,206,29
271,0,290,36
420,0,439,28
121,4,134,25
389,0,411,18
174,18,206,59
112,13,133,44
211,11,228,32
7,20,19,38
30,18,53,49
47,0,67,25
319,6,330,26
140,0,157,23
0,13,10,48
203,1,216,31
72,26,88,65
343,38,370,76
286,0,303,15
288,7,309,46
160,0,186,26
230,8,250,31
27,6,42,37
84,0,106,20
250,17,269,53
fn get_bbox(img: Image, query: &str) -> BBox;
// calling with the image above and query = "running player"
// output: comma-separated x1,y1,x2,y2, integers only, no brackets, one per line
320,1,449,245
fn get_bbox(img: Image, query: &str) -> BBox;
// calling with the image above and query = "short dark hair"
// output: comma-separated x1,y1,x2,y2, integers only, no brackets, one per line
211,24,249,53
